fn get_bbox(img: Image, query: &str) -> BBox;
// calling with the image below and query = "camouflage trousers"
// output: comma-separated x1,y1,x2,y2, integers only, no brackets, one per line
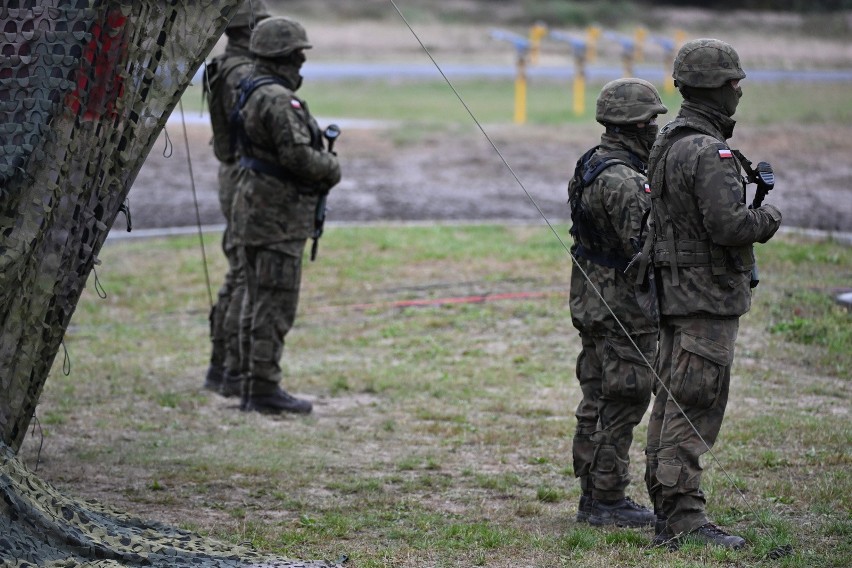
573,332,656,501
239,243,304,395
208,228,245,374
645,316,739,535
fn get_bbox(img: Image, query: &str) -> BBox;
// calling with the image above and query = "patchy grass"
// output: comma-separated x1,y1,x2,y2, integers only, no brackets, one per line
19,226,851,567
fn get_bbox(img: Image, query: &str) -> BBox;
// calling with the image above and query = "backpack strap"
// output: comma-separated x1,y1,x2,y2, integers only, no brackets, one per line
231,76,294,181
570,146,647,271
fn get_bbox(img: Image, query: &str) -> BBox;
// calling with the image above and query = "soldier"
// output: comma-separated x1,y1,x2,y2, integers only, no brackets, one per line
642,39,782,548
202,0,271,397
229,16,341,414
569,78,667,527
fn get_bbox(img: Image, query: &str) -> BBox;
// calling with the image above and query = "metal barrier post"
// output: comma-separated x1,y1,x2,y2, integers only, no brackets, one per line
491,29,531,124
550,31,588,117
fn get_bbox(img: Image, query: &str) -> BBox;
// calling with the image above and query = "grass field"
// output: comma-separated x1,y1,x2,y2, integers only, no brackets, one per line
25,224,850,568
181,78,852,127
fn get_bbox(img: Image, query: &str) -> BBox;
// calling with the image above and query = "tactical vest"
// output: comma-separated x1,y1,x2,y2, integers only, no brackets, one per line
568,145,646,271
641,116,740,286
203,53,253,163
231,75,322,183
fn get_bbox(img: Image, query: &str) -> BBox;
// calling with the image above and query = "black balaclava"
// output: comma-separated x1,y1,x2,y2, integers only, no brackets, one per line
680,82,743,117
259,50,306,91
604,123,659,162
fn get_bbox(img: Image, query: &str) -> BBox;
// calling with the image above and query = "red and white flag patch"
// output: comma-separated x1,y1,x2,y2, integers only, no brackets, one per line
718,148,733,159
644,183,651,193
290,98,302,109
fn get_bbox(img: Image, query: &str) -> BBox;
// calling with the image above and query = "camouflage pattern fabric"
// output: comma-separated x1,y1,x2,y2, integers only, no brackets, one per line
229,55,340,391
643,96,782,536
230,60,341,249
644,316,738,535
1,441,341,568
204,36,257,376
240,244,304,391
645,101,782,317
0,0,239,453
569,140,657,337
0,2,342,566
573,332,656,500
568,134,658,500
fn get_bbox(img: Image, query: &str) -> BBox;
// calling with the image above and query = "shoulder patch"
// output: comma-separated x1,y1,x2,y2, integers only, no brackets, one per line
290,98,302,109
718,148,733,159
644,183,651,193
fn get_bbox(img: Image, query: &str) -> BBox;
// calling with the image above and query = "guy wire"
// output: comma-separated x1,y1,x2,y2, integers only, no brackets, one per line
388,0,781,547
178,97,214,307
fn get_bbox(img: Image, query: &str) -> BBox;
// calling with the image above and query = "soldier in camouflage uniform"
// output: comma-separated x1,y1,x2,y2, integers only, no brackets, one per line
230,16,341,414
202,0,271,397
642,39,782,548
568,79,667,527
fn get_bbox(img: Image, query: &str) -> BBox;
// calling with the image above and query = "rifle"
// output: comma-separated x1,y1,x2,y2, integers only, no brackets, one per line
733,150,775,287
310,124,341,262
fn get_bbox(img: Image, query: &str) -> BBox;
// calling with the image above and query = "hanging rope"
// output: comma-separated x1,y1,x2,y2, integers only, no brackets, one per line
177,97,215,307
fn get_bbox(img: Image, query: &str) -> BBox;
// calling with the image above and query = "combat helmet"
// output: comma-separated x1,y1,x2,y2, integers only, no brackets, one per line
673,38,746,88
596,78,668,125
226,0,271,30
250,16,312,58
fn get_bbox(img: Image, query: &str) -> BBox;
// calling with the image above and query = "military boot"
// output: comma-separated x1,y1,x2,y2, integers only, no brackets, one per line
587,497,656,527
685,523,746,549
576,493,593,523
652,514,678,549
219,370,243,398
244,381,313,415
203,365,224,392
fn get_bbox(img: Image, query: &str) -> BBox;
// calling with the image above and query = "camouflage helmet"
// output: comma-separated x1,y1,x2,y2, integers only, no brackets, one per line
226,0,271,30
596,78,668,125
250,16,312,58
673,38,746,88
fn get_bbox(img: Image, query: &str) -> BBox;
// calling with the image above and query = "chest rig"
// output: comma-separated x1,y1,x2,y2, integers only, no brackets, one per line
637,116,741,287
568,146,646,271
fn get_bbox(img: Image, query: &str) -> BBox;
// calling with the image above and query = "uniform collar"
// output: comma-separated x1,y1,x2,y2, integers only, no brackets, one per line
680,100,737,140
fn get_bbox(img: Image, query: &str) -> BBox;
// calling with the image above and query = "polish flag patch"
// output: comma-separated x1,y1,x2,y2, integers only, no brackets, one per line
290,98,302,109
718,148,733,159
644,183,651,193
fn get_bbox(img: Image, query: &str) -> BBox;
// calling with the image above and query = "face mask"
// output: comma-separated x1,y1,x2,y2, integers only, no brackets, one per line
722,83,743,116
630,123,659,159
639,124,659,152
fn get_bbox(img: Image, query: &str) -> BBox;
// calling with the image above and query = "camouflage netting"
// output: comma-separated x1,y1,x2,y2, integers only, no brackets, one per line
0,1,339,566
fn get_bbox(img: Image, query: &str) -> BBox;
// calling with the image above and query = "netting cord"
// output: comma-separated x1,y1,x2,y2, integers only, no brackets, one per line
177,97,214,307
388,0,788,554
28,414,44,472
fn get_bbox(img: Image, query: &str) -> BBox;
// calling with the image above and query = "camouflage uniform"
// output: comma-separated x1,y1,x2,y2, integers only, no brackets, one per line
642,39,782,546
202,0,270,395
569,79,666,527
230,17,341,414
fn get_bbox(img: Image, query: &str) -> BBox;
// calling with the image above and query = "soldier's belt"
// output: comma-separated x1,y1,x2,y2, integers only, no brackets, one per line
653,239,714,267
239,156,290,182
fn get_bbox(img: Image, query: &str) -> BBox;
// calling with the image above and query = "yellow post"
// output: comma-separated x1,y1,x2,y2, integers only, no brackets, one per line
664,30,687,95
634,27,647,62
529,22,548,65
622,51,634,78
663,48,675,95
586,25,601,62
674,29,687,49
573,56,586,116
514,54,527,124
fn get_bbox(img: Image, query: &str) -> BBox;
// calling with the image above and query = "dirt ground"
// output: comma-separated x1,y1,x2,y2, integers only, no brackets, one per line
126,117,852,233
120,9,852,235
